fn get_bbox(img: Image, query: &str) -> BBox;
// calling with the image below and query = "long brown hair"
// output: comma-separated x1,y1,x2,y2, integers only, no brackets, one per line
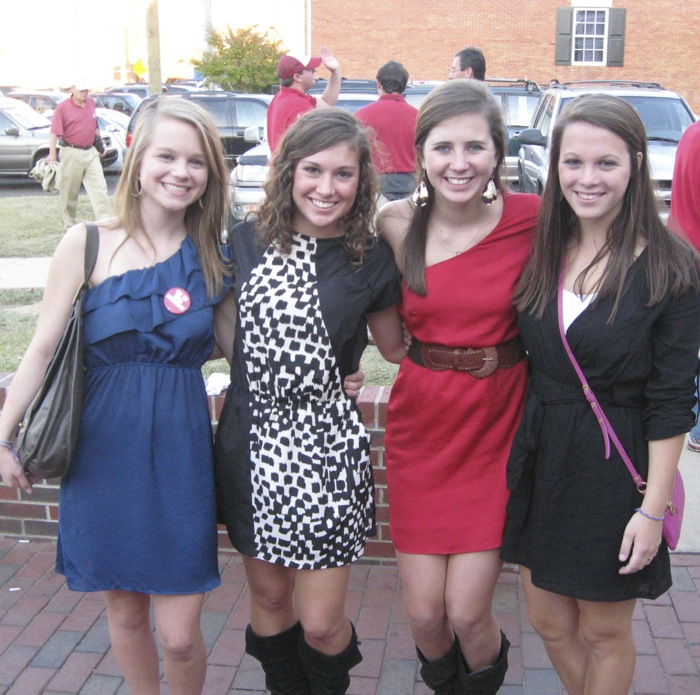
403,80,506,295
515,93,699,321
256,108,378,264
111,97,230,297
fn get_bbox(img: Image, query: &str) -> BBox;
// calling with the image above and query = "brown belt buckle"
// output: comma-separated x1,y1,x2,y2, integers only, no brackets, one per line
465,346,499,378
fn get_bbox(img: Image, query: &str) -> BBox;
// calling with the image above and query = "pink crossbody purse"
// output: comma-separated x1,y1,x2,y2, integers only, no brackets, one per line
557,279,685,550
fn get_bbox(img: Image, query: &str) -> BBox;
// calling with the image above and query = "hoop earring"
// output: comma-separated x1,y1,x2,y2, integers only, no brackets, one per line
198,197,204,210
411,175,429,208
131,179,142,198
481,171,497,205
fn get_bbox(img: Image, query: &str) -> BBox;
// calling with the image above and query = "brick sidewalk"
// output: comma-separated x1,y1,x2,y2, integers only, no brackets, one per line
1,539,699,694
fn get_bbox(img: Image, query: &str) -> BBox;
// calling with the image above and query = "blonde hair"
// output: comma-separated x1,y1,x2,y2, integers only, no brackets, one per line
111,97,230,297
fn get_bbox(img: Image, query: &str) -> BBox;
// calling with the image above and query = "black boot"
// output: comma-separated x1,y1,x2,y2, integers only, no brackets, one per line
299,623,363,695
456,631,510,694
245,622,310,695
416,639,459,694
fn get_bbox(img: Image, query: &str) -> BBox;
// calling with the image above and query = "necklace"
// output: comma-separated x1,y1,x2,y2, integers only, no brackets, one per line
434,228,483,256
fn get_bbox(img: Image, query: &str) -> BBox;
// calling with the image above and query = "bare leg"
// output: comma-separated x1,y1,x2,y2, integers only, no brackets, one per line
102,590,160,694
152,593,207,695
519,567,588,695
579,598,636,695
444,549,503,670
243,555,297,635
295,564,352,654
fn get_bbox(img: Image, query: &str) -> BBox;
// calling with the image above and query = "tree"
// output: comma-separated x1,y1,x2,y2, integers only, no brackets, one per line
192,25,285,94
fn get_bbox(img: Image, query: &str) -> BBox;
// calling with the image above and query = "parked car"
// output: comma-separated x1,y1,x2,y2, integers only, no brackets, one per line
107,83,198,99
229,92,379,221
6,90,69,117
0,97,52,175
92,91,142,116
487,78,542,188
96,108,128,171
517,81,696,215
126,91,272,167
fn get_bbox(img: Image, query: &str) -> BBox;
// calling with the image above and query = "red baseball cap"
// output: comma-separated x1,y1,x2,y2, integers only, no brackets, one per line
277,53,323,80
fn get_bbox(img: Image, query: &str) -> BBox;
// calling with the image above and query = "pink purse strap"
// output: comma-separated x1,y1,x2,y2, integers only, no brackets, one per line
557,273,647,492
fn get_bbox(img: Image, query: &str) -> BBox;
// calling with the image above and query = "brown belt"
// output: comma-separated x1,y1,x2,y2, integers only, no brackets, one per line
407,335,526,378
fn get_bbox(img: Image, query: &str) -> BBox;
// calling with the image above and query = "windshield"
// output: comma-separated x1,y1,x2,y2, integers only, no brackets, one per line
502,93,541,128
4,102,51,129
561,94,695,142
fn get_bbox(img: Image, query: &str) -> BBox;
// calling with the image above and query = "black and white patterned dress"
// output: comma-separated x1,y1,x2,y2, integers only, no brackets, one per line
214,222,400,569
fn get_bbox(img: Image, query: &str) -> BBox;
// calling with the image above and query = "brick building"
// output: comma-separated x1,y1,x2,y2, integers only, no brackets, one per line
312,0,700,112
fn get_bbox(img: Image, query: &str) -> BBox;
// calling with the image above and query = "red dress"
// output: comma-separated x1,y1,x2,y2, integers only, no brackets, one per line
386,193,540,554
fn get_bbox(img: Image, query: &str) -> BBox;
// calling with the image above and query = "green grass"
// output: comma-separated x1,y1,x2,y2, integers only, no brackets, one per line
0,195,97,257
0,289,43,373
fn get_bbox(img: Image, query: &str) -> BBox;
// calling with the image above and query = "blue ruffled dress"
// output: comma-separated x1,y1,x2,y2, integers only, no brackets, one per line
55,236,223,594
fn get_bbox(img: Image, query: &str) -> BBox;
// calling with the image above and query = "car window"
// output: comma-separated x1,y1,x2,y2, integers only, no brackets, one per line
198,99,232,128
234,99,267,128
502,94,541,128
623,96,694,141
0,113,13,133
538,95,556,138
4,104,49,129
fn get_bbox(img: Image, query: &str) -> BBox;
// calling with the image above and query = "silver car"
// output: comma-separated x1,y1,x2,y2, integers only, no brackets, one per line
517,81,696,215
0,97,53,176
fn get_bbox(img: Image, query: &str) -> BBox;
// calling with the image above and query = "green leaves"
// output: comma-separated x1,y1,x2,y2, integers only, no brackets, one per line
192,25,285,94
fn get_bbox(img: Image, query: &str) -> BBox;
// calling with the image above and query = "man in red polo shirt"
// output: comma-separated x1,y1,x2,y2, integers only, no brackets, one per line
47,79,112,229
266,48,341,152
355,61,418,203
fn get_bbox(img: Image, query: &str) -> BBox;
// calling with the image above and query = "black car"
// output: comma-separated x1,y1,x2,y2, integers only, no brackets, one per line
126,91,272,167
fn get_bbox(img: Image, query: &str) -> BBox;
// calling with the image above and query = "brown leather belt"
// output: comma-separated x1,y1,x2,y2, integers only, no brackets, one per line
58,139,92,150
407,335,526,378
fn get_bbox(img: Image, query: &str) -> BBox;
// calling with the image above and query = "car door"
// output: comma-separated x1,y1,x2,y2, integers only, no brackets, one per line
519,94,555,194
0,112,29,173
232,98,269,159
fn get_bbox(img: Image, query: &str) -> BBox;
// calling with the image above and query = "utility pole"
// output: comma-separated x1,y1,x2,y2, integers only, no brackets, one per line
146,0,163,94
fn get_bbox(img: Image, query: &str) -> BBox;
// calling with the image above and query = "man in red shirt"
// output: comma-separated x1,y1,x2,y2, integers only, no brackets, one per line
355,61,418,203
47,79,112,229
266,48,341,152
669,119,700,451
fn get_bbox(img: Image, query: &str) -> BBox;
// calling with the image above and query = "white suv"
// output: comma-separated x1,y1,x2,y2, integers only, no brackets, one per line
517,81,696,216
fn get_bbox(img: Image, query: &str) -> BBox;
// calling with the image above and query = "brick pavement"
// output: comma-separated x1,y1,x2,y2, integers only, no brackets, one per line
1,538,699,694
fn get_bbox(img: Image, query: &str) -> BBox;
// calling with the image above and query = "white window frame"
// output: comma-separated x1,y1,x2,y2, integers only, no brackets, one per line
571,7,609,66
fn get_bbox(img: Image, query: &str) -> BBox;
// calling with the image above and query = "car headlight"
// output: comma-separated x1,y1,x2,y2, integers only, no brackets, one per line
233,165,269,183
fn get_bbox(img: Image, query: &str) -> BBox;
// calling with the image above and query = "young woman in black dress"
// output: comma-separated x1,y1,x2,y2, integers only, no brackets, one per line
501,94,700,695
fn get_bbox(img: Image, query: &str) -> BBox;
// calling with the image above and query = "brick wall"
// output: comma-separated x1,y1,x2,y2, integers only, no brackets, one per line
312,0,700,112
0,376,397,564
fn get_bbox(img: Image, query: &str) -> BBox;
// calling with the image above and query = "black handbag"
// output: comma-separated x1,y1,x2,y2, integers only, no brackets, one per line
16,225,99,479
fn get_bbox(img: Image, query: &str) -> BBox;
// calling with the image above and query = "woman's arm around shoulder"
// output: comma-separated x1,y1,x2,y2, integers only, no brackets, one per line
0,223,88,491
213,292,237,365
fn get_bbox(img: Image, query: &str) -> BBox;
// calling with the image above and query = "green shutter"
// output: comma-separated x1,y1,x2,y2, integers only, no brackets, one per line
555,7,573,65
607,8,626,67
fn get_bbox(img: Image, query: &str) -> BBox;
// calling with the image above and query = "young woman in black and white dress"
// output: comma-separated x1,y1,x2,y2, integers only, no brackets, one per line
213,108,405,694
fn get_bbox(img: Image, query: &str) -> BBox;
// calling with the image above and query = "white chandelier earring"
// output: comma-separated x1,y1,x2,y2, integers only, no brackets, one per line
481,171,498,205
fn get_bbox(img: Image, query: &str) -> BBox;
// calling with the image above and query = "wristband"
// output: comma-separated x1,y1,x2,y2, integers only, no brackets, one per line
635,507,664,522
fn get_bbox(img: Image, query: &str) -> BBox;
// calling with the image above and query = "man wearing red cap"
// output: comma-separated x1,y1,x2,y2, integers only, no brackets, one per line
266,47,341,152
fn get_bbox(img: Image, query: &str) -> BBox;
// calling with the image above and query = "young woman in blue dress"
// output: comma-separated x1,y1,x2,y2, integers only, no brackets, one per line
0,98,230,695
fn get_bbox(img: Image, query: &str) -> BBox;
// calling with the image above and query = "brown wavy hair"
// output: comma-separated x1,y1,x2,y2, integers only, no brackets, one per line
110,97,230,297
402,80,507,295
256,108,378,264
515,93,699,322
